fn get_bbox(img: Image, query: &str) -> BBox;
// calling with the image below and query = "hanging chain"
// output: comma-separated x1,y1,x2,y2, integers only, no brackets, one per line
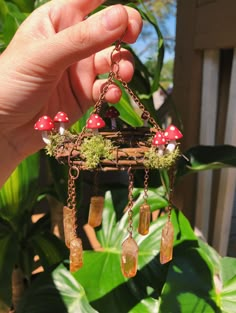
167,166,175,221
92,39,161,130
127,167,134,237
143,168,149,204
67,165,79,210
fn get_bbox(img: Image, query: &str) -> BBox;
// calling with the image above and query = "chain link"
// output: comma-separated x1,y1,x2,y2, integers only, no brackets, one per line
92,39,161,131
167,166,176,221
67,165,79,210
127,167,134,236
143,168,149,203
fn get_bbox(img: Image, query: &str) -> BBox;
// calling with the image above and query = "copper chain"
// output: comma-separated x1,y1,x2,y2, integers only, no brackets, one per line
167,166,175,221
127,167,134,237
92,40,161,130
143,168,149,204
67,165,79,210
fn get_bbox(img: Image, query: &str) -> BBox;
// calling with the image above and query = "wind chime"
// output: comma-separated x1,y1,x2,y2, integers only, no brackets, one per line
34,39,183,277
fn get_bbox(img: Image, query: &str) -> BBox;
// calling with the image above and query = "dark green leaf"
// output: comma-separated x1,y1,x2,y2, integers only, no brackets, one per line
8,0,34,12
177,145,236,177
159,246,220,313
0,232,19,306
18,264,98,313
31,232,68,269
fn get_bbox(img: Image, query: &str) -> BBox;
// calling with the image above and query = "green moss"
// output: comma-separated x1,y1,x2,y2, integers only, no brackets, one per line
80,134,114,169
45,130,76,156
144,146,181,169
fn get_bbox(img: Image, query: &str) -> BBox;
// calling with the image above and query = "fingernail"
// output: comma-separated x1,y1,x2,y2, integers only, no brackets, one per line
102,6,123,31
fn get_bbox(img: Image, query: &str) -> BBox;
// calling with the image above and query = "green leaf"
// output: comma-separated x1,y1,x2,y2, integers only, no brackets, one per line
1,2,28,46
0,230,19,307
72,191,213,312
159,246,220,312
221,276,236,313
18,264,98,313
220,257,236,285
0,153,40,223
115,84,144,127
8,0,34,12
31,232,68,269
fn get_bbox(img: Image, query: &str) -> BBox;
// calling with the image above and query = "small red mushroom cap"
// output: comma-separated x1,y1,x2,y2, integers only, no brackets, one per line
152,131,166,146
34,116,54,131
164,125,183,140
105,106,120,118
54,111,69,123
86,113,105,129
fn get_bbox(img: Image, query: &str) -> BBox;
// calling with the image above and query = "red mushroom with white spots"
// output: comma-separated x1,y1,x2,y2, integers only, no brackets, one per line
105,106,120,129
86,113,105,133
152,131,166,155
54,111,69,135
34,116,54,144
164,124,183,152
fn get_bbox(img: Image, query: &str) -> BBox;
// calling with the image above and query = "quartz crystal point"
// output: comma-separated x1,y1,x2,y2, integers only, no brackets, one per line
160,220,174,264
63,206,75,248
121,236,138,278
88,196,104,228
138,203,151,235
70,237,83,272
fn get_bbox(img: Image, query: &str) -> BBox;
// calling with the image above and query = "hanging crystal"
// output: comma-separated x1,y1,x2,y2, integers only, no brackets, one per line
70,237,83,272
63,206,75,248
88,196,104,228
121,236,138,278
138,203,151,235
160,220,174,264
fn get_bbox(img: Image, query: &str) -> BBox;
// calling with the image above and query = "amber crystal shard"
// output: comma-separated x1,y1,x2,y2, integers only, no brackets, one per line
160,220,174,264
138,203,151,235
121,236,138,278
70,237,83,272
88,196,105,228
63,206,75,248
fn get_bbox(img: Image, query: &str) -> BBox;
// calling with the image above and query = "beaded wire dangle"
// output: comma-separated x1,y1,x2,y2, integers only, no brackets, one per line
64,165,83,272
138,168,151,235
121,168,139,278
35,37,183,277
160,167,175,264
88,172,105,228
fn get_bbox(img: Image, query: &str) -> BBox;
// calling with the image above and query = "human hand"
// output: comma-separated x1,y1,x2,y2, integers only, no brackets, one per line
0,0,142,160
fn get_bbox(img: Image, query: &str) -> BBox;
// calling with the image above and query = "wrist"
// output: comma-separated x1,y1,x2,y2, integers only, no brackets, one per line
0,130,23,187
0,127,42,187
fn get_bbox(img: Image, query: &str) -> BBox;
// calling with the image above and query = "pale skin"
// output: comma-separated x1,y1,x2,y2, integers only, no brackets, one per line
0,0,143,187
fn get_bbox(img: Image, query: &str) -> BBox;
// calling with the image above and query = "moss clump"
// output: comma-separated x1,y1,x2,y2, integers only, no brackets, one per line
80,134,114,169
45,130,77,156
144,146,181,169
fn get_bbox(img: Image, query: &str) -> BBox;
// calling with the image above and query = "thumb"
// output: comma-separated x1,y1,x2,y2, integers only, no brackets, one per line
36,5,141,70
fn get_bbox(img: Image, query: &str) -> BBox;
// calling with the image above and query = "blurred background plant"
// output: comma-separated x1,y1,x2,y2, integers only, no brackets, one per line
0,0,236,312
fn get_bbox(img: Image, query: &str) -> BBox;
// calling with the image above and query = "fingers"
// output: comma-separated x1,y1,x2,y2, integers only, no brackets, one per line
48,0,106,31
92,80,122,104
40,5,142,70
94,47,134,81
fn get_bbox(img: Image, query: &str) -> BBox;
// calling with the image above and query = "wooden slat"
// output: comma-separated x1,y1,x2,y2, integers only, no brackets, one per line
195,0,236,50
172,0,203,223
195,50,220,240
212,48,236,255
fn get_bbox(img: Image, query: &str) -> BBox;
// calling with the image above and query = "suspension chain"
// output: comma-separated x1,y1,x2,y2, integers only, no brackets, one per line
92,40,161,130
127,167,134,237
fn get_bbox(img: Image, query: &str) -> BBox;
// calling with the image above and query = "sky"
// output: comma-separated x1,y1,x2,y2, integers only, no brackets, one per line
132,10,177,64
